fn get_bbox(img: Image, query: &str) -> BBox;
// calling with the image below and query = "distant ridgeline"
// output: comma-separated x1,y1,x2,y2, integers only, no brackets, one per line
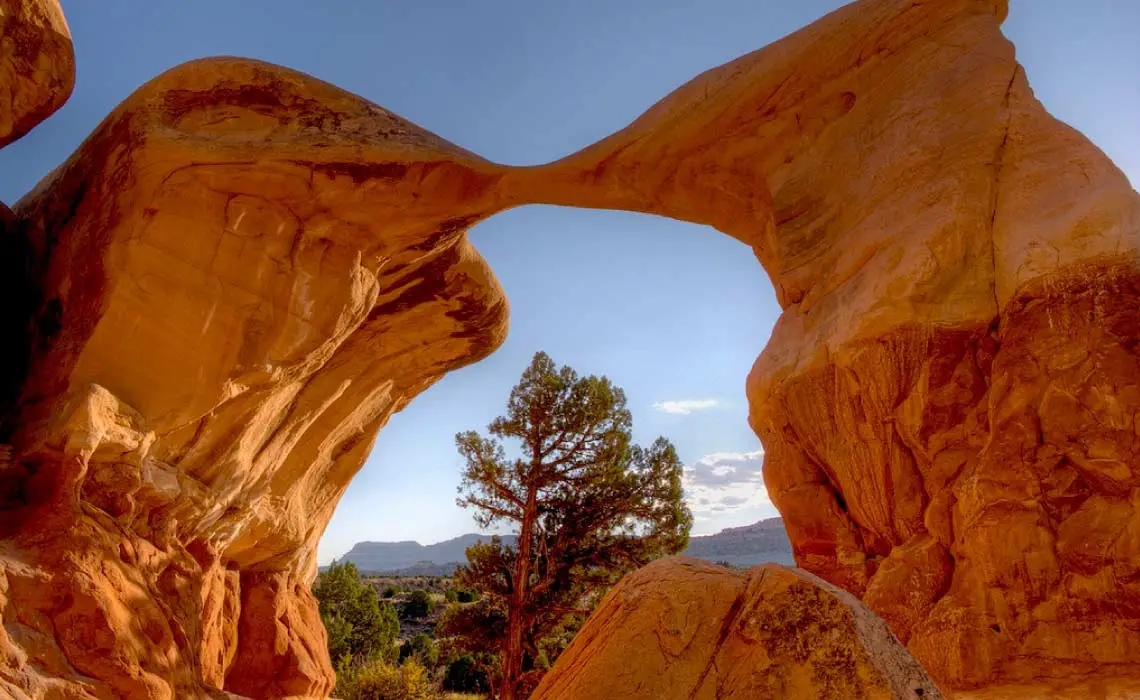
681,518,795,568
333,518,793,575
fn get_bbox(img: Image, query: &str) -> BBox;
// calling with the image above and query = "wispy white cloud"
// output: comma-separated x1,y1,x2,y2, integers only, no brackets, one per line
682,450,770,520
653,399,719,415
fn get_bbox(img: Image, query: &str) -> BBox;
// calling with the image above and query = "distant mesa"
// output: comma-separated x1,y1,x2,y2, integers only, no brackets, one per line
682,517,795,568
336,518,794,575
336,533,518,575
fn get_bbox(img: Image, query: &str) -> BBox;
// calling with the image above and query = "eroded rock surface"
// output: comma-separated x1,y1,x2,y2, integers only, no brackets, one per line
0,0,1137,696
531,558,942,700
520,0,1140,689
1,57,510,699
0,0,73,149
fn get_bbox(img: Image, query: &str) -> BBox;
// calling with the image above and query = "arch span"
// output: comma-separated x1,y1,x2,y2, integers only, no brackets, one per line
1,0,1138,696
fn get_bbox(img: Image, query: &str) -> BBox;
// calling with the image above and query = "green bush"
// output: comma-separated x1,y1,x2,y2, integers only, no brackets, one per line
444,588,459,603
401,589,435,619
455,588,478,604
442,654,490,694
538,611,586,668
314,561,399,663
398,632,439,668
382,585,400,599
336,657,433,700
323,613,354,667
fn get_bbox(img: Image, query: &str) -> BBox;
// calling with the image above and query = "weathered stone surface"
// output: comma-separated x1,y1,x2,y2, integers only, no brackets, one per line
955,679,1140,700
0,57,510,698
531,558,943,700
0,0,1137,696
518,0,1140,689
0,0,73,149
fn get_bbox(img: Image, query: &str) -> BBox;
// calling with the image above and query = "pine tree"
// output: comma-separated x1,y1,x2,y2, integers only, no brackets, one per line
452,351,691,699
313,561,399,665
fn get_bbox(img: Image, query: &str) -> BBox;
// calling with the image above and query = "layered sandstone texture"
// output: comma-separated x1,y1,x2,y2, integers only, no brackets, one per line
519,0,1140,691
0,0,73,148
0,7,510,697
531,558,943,700
0,0,1138,697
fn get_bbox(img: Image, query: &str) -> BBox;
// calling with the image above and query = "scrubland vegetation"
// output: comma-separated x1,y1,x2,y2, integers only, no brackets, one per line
317,353,691,699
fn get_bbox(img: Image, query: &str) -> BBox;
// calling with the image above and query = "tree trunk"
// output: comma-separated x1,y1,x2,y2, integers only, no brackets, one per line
503,484,538,700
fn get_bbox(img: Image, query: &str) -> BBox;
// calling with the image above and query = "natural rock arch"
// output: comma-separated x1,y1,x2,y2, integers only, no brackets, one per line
1,0,1138,697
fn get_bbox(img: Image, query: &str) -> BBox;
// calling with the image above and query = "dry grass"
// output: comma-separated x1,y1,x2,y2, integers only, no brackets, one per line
440,694,485,700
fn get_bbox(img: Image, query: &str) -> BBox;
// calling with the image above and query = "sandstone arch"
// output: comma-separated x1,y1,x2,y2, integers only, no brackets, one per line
1,0,1138,697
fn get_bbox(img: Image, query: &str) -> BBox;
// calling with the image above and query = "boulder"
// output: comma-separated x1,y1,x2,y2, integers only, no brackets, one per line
531,558,942,700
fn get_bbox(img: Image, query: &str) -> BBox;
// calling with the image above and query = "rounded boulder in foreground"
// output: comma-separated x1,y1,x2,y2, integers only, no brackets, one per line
532,557,942,700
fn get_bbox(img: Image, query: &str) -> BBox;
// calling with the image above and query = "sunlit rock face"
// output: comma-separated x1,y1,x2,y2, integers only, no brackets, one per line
0,30,511,700
520,0,1140,690
0,0,73,149
530,558,943,700
1,0,1138,696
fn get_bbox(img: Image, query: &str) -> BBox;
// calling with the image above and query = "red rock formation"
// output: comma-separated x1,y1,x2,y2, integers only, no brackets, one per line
521,0,1140,690
0,0,74,149
0,0,1137,696
531,558,943,700
1,55,511,699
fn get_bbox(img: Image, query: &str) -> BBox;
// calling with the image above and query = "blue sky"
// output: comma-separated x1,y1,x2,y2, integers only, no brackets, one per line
0,2,1135,563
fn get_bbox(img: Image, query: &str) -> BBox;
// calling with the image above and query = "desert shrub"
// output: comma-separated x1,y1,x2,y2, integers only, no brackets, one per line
442,654,491,694
401,589,435,619
323,613,354,666
337,657,434,700
382,585,401,599
398,632,440,667
314,561,399,663
444,588,459,603
455,588,478,604
537,612,586,667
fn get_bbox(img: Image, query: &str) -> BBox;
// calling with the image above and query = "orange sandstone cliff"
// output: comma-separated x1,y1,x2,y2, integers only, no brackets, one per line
1,10,511,696
521,0,1140,689
1,0,1138,697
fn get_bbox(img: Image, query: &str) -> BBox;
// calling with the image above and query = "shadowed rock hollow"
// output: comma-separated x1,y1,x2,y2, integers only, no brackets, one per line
1,0,1138,697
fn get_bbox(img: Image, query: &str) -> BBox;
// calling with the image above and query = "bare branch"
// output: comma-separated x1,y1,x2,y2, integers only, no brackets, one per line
463,496,523,522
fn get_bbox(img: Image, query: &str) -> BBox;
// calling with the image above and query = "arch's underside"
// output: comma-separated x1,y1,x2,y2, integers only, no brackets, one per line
1,0,1138,697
